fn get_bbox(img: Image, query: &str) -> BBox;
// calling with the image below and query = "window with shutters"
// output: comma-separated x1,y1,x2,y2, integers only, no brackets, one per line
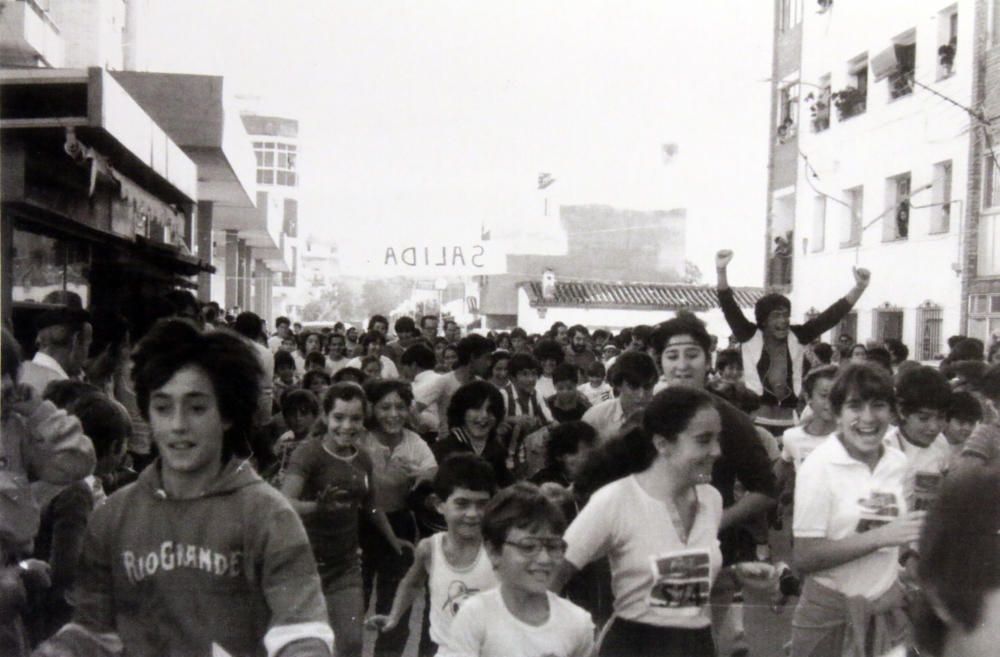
916,302,943,360
887,31,916,100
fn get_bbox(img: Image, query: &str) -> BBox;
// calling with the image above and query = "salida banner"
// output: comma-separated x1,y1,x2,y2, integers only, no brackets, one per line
339,241,508,277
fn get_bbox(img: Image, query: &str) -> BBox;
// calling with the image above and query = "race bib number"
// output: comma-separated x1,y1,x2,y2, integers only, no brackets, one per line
855,491,900,533
647,549,712,611
912,472,943,511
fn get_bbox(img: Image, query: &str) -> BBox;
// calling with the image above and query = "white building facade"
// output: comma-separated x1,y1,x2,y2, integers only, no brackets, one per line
780,0,972,359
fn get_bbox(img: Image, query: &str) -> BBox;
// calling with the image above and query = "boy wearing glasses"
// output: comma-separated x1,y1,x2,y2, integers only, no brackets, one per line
438,483,594,657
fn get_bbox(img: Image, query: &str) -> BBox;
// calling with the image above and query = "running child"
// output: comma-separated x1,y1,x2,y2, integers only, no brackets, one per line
547,363,590,423
942,390,981,460
268,389,321,487
281,382,409,657
366,454,499,652
577,361,612,407
777,365,839,493
440,482,594,657
882,366,953,512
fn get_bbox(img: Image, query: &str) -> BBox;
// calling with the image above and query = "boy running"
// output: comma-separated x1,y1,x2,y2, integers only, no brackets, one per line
367,454,499,652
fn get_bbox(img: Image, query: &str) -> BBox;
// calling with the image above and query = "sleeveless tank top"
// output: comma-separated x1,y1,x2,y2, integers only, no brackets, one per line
427,532,497,645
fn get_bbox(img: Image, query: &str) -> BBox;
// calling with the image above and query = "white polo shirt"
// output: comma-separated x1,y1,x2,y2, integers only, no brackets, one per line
581,397,626,443
793,435,908,599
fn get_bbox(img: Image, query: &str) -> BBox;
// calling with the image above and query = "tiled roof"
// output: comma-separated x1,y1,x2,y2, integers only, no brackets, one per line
522,281,764,310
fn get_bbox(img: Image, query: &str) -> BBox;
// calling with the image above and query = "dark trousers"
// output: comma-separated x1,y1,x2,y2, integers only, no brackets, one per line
362,510,417,657
600,618,715,657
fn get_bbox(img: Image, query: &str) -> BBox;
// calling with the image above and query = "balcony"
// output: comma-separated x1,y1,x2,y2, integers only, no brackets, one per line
0,0,64,68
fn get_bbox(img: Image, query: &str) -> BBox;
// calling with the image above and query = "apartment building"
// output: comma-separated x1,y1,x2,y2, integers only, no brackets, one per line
767,0,976,359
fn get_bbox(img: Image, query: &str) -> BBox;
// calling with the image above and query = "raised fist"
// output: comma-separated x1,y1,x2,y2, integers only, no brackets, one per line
852,267,871,288
716,250,734,269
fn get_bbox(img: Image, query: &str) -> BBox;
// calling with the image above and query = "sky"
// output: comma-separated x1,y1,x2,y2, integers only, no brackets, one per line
141,1,773,286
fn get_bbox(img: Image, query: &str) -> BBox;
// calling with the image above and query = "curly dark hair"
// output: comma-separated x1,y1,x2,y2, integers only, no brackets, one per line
532,339,565,365
131,319,262,461
446,380,505,432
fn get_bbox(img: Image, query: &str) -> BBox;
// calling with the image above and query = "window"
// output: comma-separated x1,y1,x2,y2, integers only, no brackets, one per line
253,141,297,187
11,229,90,307
835,56,868,121
916,302,943,360
967,294,1000,342
777,81,798,141
779,0,803,32
981,154,1000,273
888,31,916,100
841,186,863,247
874,306,904,343
986,152,1000,211
930,160,953,234
811,195,826,252
283,199,298,238
834,311,858,345
883,173,911,241
938,7,958,79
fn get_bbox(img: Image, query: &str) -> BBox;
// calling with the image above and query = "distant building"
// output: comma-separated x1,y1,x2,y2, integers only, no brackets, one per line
233,113,299,323
479,204,686,328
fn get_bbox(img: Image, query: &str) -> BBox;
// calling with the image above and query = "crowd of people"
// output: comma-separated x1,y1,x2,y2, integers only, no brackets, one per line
1,259,999,657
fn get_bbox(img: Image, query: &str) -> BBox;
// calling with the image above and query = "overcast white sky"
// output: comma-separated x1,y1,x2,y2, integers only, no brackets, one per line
141,1,773,285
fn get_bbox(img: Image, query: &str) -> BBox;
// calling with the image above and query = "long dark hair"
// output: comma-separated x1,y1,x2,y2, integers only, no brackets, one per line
574,386,716,499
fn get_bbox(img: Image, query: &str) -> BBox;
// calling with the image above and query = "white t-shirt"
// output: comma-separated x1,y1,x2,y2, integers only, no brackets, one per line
345,355,400,379
326,356,350,376
780,425,831,472
438,588,594,657
427,533,497,646
411,369,447,433
793,435,908,599
581,398,626,444
536,375,556,400
577,381,612,407
564,475,723,629
882,426,952,511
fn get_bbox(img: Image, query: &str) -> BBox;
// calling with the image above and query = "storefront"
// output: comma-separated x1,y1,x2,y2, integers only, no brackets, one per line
1,67,211,345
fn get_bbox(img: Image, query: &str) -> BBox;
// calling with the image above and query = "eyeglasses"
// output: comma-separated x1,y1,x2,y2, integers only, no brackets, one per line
503,538,567,558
